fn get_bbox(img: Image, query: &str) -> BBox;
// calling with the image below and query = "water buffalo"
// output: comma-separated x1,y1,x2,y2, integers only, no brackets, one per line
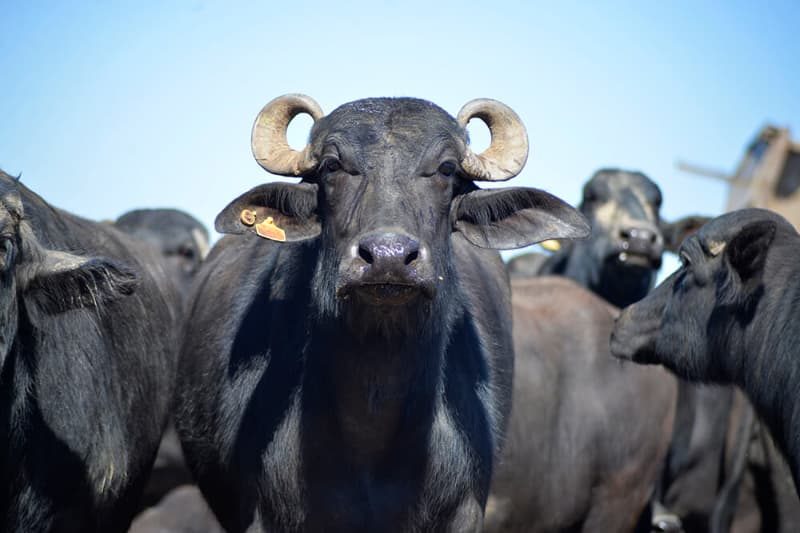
115,208,209,298
485,277,677,532
0,171,176,532
611,208,800,495
175,94,589,532
507,168,706,308
511,168,728,531
115,208,210,508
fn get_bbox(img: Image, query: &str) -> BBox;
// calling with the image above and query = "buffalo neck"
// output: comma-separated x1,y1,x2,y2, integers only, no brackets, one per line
302,291,452,469
737,252,800,484
306,323,446,463
558,245,654,308
592,261,654,308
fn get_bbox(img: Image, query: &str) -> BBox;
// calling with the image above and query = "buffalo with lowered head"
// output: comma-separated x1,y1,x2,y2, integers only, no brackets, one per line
175,94,589,532
611,208,800,495
0,171,176,532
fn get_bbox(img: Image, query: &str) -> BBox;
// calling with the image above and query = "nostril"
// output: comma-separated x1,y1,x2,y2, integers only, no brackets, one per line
620,228,632,240
358,245,374,264
405,250,419,265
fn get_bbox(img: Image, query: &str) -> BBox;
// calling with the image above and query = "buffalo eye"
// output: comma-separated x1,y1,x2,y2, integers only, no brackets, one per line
178,245,196,261
438,161,457,177
321,158,342,174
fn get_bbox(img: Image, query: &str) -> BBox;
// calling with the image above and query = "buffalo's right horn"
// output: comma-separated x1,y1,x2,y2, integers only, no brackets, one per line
457,99,529,182
251,94,325,176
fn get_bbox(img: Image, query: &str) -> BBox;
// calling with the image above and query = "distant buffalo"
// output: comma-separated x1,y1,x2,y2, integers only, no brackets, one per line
511,168,727,530
508,168,706,308
115,208,209,298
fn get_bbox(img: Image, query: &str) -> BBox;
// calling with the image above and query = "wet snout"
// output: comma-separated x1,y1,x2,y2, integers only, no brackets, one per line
338,231,435,305
614,224,664,268
357,232,421,273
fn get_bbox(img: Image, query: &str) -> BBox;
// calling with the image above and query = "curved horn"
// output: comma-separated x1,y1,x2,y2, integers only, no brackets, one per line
251,94,325,176
457,99,529,181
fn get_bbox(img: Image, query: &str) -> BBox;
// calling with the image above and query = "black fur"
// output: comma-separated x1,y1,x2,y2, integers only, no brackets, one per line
508,168,725,530
115,208,209,299
0,171,177,532
175,97,587,532
612,208,800,493
115,208,212,509
507,168,706,308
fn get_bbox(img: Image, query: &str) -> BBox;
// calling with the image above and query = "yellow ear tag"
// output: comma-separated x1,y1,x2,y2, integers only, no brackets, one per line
240,209,257,226
255,216,286,242
541,239,561,252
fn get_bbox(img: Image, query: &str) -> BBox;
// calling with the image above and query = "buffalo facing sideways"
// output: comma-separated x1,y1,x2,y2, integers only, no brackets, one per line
175,94,589,532
611,208,800,496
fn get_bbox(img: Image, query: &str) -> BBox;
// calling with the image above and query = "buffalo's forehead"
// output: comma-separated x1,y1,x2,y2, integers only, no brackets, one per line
583,169,661,226
588,169,659,200
311,98,464,152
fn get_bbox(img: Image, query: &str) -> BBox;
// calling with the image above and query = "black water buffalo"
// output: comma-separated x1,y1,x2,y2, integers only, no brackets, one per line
611,208,800,495
115,208,210,508
175,94,589,532
511,168,726,531
485,277,677,532
0,171,176,532
507,168,706,308
115,208,209,298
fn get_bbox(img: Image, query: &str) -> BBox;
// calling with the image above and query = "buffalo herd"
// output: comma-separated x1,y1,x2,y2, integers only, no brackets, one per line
0,94,797,532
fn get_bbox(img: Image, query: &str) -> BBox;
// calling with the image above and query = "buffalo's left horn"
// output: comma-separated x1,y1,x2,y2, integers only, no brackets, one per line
457,99,529,181
251,94,325,176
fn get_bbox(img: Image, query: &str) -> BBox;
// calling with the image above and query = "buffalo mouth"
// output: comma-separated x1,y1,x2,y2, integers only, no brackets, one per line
606,249,662,269
337,282,434,306
616,251,659,268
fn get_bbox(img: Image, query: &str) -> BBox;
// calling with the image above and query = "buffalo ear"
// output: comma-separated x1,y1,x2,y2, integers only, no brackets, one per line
215,182,320,241
726,220,776,282
661,215,711,253
23,251,139,314
452,187,590,250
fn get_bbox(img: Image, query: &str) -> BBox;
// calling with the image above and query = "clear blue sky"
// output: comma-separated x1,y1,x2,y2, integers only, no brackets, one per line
2,1,799,278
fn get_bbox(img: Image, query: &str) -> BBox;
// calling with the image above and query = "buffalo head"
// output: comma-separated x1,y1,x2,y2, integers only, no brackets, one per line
216,95,589,334
611,208,788,382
